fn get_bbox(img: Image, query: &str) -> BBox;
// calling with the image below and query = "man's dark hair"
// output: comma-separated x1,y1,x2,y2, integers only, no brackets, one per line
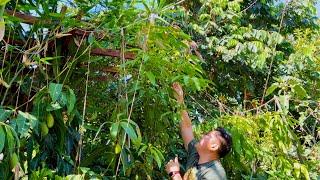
215,127,232,158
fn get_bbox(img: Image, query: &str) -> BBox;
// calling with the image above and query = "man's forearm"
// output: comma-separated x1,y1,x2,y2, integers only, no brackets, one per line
176,95,192,128
173,82,194,149
180,110,192,128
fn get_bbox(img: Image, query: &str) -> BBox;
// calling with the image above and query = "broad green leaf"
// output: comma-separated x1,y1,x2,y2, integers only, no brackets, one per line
138,145,148,156
0,17,4,42
268,32,283,46
256,51,267,69
266,83,279,96
49,83,63,102
153,147,164,161
294,163,301,178
46,102,62,111
183,76,189,85
232,130,241,154
0,126,5,153
150,148,162,168
146,71,156,85
192,77,201,91
15,114,29,138
5,126,14,153
293,85,307,99
58,92,67,106
279,95,289,114
38,56,62,65
0,0,10,6
127,120,142,148
0,108,12,122
120,122,137,142
65,175,84,180
18,111,37,121
300,164,310,180
110,122,119,139
66,89,76,114
88,32,95,44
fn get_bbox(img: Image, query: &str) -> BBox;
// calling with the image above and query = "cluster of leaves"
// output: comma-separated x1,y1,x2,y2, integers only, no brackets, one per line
0,0,319,179
184,0,320,179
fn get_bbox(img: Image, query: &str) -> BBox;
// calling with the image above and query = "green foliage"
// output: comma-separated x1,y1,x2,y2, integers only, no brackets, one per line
195,112,317,179
0,0,319,179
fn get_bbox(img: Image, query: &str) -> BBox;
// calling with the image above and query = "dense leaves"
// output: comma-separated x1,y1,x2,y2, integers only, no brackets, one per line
0,0,319,179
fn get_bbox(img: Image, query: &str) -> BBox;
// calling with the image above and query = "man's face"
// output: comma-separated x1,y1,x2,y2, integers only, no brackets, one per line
197,130,222,152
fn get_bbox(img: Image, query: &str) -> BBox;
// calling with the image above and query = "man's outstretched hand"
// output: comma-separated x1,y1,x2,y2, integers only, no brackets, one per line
172,82,184,104
165,156,180,174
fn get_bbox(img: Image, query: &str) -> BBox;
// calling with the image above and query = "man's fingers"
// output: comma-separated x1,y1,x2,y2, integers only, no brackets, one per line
172,84,182,94
172,82,181,90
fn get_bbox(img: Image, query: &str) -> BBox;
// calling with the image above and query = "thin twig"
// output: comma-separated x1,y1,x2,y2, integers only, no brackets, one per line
240,0,258,13
116,20,151,177
189,95,214,118
74,50,90,173
261,0,290,104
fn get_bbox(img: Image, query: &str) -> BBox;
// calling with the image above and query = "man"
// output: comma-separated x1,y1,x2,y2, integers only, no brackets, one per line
165,83,232,180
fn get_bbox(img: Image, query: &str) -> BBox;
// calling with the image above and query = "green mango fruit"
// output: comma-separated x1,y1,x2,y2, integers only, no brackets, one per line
46,113,54,128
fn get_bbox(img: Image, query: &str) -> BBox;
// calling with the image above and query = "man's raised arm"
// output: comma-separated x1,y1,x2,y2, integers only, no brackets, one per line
172,83,194,150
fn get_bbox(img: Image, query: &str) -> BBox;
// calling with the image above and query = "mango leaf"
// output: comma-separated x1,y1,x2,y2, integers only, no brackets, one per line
232,129,241,154
120,148,129,172
0,126,5,153
18,111,37,130
38,56,62,65
153,147,164,161
127,120,142,147
300,164,310,180
293,85,307,99
65,175,84,180
183,76,189,85
150,148,162,168
49,83,63,102
110,122,119,139
120,122,137,142
18,111,37,121
88,32,95,44
66,88,76,114
255,51,267,69
279,95,289,114
268,32,283,46
0,108,12,122
138,145,148,156
46,102,62,111
5,126,15,153
0,0,10,6
266,83,279,96
192,77,201,91
57,92,68,106
0,17,4,42
294,163,301,178
14,114,29,138
146,71,156,85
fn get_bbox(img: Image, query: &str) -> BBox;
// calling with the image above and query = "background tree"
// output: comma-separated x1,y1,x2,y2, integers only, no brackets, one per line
0,0,319,179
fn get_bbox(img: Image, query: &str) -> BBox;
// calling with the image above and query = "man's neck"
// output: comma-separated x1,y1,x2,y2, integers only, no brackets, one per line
198,151,219,164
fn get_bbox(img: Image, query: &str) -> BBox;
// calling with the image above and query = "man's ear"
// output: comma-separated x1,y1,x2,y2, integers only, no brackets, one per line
209,143,219,152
